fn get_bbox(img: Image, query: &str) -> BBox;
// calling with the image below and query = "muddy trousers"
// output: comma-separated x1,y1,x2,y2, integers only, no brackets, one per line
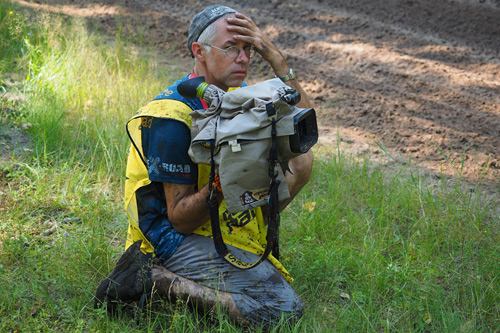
162,234,303,328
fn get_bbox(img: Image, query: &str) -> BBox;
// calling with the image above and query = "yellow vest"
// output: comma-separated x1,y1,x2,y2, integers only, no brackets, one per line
124,97,292,283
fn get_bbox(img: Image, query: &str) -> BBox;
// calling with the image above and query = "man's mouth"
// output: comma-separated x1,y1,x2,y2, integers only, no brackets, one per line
233,69,247,77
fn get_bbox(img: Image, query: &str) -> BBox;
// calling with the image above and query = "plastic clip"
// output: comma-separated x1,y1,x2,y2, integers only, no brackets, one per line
229,140,241,152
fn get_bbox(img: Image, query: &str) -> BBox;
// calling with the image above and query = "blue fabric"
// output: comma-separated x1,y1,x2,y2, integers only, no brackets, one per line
153,73,207,110
141,118,197,184
135,182,184,260
135,73,206,260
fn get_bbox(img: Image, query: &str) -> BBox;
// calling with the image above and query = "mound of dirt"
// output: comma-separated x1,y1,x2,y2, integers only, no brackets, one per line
12,0,500,188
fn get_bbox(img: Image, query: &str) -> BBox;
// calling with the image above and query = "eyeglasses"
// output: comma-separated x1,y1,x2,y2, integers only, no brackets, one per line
201,43,256,59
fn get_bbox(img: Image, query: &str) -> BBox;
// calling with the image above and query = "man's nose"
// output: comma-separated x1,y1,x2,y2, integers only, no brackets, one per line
235,49,249,63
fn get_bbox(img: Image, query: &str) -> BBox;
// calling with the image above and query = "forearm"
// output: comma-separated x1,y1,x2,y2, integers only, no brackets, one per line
281,76,311,109
228,13,311,109
281,149,313,210
266,52,311,109
164,183,219,235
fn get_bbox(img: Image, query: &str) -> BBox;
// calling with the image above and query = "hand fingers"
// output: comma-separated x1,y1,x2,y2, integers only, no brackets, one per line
229,13,256,26
227,14,258,32
227,13,274,58
227,24,254,37
226,23,262,48
226,15,264,47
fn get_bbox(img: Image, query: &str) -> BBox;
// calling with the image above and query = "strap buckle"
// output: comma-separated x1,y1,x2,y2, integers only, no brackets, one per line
266,103,278,121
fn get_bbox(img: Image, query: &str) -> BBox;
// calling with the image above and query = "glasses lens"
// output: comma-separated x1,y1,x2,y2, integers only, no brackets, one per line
224,46,255,58
226,46,239,58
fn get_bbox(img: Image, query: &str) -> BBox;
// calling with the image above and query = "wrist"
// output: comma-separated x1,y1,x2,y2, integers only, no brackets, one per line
273,66,290,78
277,68,296,82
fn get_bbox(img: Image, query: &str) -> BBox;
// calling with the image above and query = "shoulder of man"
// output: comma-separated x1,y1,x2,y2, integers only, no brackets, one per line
128,74,198,126
153,73,204,111
154,73,247,107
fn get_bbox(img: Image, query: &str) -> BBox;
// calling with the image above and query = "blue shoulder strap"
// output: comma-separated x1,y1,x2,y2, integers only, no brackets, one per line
153,73,206,110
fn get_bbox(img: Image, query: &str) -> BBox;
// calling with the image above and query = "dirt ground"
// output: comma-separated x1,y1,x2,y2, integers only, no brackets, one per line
13,0,500,188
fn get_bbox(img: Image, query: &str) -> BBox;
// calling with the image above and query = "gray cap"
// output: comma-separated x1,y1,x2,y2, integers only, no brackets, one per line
187,5,237,58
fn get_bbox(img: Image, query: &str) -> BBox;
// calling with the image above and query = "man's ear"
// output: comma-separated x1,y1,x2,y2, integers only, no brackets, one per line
192,43,205,62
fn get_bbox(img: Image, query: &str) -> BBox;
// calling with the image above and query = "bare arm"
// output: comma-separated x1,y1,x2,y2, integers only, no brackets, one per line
227,13,311,109
163,182,221,235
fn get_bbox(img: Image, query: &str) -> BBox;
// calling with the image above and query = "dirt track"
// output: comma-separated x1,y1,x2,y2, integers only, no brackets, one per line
17,0,500,186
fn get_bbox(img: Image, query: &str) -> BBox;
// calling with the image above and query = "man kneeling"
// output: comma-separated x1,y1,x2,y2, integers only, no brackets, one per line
97,4,313,329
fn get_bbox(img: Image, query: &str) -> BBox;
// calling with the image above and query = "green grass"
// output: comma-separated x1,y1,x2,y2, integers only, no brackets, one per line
281,148,500,331
1,1,499,331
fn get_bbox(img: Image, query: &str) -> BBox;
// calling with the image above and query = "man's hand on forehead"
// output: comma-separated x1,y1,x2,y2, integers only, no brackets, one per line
226,13,289,77
226,13,270,55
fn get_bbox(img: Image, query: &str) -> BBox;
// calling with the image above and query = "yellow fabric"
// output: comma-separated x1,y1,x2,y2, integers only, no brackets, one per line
124,99,193,255
124,97,292,283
